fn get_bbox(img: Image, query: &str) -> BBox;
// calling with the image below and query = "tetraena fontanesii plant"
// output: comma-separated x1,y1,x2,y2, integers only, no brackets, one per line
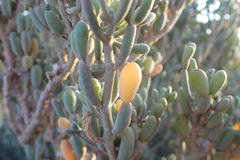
0,0,240,160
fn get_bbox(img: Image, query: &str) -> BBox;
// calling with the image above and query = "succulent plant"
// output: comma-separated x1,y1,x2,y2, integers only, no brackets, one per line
0,0,239,160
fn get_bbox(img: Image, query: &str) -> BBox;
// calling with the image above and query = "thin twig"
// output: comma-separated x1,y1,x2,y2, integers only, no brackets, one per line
149,130,172,153
162,26,187,65
57,0,73,33
206,48,225,70
98,0,110,21
145,7,185,45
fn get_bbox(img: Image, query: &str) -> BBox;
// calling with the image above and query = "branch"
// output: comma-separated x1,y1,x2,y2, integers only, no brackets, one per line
18,51,78,144
3,74,21,136
145,7,185,46
201,39,215,62
1,35,22,136
187,113,205,160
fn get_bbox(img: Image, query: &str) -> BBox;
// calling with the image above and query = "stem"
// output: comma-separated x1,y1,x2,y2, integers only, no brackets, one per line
81,0,107,42
176,139,183,160
133,142,147,160
102,43,115,107
106,23,116,38
100,40,117,159
57,0,73,33
188,113,200,160
101,107,117,160
52,33,67,63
